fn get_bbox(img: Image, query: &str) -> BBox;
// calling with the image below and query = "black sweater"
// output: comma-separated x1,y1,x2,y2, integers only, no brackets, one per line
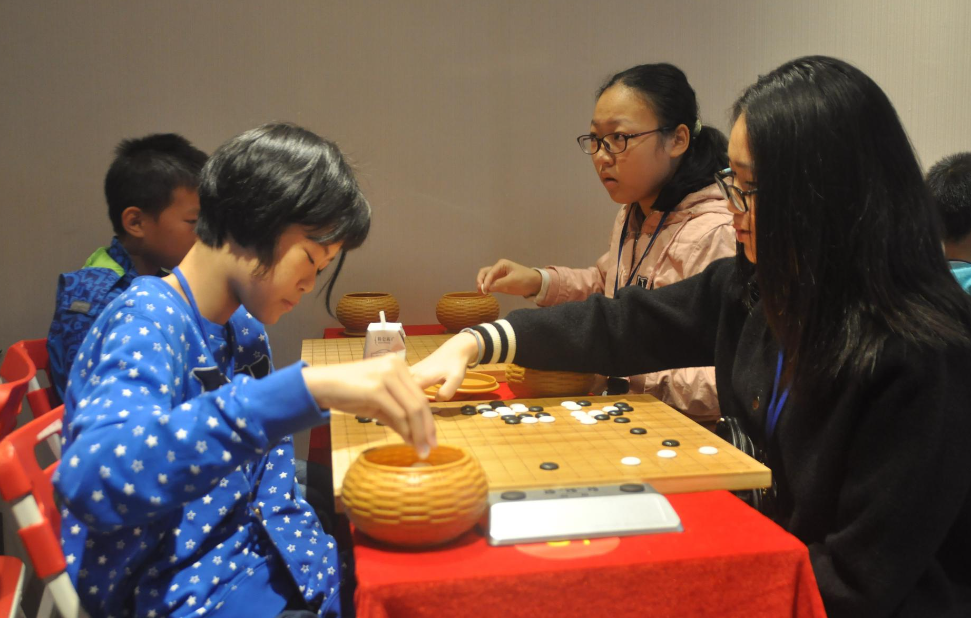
495,257,971,617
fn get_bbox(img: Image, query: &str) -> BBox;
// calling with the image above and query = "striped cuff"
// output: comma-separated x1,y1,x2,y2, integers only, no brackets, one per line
470,319,517,364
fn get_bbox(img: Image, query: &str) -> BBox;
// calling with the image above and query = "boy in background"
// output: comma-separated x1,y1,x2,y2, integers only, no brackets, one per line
47,133,207,398
927,151,971,293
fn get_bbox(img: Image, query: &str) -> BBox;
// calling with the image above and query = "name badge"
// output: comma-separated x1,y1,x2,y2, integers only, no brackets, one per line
68,300,92,314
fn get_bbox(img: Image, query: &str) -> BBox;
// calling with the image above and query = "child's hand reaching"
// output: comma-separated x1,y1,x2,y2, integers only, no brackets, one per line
302,355,437,458
410,332,481,402
477,259,542,297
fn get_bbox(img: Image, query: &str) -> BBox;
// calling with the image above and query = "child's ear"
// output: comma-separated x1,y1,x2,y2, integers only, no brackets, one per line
121,206,148,238
668,124,691,159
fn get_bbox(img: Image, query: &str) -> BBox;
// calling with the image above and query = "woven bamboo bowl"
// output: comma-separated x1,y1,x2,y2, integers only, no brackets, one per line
341,444,489,548
435,292,500,332
505,363,596,398
335,292,400,336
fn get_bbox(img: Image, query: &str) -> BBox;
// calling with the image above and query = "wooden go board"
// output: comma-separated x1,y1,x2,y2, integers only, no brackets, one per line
301,335,508,380
329,395,771,505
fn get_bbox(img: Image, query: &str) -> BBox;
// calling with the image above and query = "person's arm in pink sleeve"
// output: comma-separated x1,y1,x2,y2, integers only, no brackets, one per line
536,250,610,306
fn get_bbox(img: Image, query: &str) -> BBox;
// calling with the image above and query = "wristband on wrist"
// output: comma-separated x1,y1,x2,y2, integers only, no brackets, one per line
459,328,483,368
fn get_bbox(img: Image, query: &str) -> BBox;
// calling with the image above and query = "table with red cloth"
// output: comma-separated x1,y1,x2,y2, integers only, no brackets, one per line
352,490,825,618
309,325,825,617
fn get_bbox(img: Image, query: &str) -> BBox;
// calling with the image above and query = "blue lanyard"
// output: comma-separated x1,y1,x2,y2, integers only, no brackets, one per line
613,205,670,296
173,267,235,381
765,351,789,439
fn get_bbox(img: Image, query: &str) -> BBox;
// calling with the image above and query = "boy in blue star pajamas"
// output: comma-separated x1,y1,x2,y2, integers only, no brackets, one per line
55,123,438,618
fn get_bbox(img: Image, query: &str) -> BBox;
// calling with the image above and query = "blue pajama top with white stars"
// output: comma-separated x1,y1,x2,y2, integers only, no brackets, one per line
54,275,342,618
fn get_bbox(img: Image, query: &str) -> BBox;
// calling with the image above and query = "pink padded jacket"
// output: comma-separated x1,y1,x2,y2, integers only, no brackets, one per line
535,184,736,424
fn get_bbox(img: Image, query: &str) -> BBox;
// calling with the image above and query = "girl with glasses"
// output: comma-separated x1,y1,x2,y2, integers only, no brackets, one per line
420,57,971,617
476,63,736,426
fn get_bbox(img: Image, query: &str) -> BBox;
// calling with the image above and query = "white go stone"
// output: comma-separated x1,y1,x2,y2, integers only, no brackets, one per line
510,403,529,412
698,446,719,455
539,416,556,423
657,449,678,459
481,411,499,418
621,456,641,466
520,416,539,424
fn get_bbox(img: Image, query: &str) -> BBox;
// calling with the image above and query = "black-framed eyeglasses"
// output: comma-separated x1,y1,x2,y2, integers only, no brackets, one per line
714,167,758,213
577,126,674,155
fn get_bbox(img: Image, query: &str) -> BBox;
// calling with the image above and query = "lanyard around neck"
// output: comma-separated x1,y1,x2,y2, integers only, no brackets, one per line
614,205,670,296
765,351,790,439
173,266,234,381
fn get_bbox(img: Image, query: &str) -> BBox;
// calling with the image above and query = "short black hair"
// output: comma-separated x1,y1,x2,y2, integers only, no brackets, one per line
196,123,371,311
927,152,971,242
105,133,208,236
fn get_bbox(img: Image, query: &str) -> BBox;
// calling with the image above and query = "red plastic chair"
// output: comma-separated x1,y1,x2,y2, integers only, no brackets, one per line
4,340,61,419
2,341,62,458
0,407,86,618
0,556,26,618
0,344,35,442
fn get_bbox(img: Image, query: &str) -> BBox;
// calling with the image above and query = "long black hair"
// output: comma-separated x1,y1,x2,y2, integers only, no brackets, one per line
598,63,728,211
196,122,371,314
733,56,971,403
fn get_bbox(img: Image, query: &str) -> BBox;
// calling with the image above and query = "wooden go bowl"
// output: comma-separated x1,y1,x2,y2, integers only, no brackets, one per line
435,292,500,332
505,363,596,398
335,292,400,336
341,444,489,547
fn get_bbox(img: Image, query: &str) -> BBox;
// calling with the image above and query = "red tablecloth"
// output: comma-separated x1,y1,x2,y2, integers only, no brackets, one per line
352,490,826,618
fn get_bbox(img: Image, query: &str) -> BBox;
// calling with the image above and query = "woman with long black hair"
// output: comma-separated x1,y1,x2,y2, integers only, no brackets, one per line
417,57,971,616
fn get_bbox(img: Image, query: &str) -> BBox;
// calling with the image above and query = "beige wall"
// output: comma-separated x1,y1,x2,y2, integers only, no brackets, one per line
2,0,970,368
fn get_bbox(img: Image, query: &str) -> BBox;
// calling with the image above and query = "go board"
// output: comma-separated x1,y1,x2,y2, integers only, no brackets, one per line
301,335,508,380
329,395,771,505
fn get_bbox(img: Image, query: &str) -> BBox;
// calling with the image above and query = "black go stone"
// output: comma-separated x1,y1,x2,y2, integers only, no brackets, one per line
613,417,631,423
489,400,504,409
375,421,386,426
528,406,544,412
500,491,526,501
607,409,624,416
500,414,516,421
356,417,372,423
539,462,559,471
630,428,647,435
594,414,610,421
460,409,477,416
662,439,681,447
517,413,533,418
577,400,592,407
504,418,521,425
535,412,551,417
614,402,629,408
460,405,476,413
